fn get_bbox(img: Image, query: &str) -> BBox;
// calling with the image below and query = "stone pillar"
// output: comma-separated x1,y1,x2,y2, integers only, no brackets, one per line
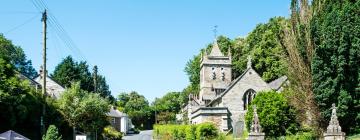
323,103,345,140
248,106,265,140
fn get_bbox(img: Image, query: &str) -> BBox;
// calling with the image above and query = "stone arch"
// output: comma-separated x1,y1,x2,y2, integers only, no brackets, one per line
242,89,256,110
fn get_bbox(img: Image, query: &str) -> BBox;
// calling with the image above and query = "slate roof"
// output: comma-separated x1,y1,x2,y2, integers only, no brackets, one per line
106,107,128,118
0,130,30,140
268,76,288,91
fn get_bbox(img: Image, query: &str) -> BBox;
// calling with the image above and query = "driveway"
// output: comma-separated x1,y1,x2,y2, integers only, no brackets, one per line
123,130,153,140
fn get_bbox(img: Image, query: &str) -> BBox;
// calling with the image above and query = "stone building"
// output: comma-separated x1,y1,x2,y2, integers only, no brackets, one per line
184,39,287,132
107,106,133,134
33,70,65,99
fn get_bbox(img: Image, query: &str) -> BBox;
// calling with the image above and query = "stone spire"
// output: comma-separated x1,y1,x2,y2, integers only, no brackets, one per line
251,106,262,133
209,39,224,56
326,103,342,133
247,55,252,69
248,105,265,140
323,103,345,140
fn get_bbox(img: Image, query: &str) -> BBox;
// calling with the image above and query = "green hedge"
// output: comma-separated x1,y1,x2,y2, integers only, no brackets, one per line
154,122,219,140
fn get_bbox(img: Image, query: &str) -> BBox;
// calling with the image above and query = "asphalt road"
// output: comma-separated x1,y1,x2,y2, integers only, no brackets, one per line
123,130,153,140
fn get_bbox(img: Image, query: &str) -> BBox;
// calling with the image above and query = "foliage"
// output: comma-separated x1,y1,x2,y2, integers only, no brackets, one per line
42,125,62,140
195,122,218,140
310,0,360,133
102,125,122,140
51,56,114,102
245,91,299,138
279,132,316,140
117,91,152,129
280,0,321,131
153,92,183,123
0,34,37,78
0,58,43,139
154,123,219,140
56,82,110,133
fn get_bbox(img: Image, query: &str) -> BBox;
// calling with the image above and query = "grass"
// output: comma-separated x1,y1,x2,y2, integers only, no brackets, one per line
348,134,360,140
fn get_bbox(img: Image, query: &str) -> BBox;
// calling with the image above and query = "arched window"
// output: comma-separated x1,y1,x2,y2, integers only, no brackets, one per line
243,89,256,110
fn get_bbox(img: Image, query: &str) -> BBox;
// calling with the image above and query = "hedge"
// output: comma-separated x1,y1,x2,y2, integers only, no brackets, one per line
154,122,220,140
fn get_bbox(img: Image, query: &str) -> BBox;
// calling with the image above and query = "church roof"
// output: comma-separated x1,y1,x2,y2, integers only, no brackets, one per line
268,76,288,90
209,40,224,56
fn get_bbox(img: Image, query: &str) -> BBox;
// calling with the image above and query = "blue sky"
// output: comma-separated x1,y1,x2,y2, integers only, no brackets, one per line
0,0,290,102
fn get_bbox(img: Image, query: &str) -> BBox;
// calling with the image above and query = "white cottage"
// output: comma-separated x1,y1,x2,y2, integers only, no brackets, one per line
185,39,287,132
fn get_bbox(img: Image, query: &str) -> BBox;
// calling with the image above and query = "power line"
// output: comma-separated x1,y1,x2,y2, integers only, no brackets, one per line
4,14,40,34
0,11,40,15
29,0,87,61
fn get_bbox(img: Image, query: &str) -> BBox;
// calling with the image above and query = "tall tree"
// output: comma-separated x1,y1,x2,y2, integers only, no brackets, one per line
116,91,152,129
0,58,43,139
311,0,360,133
51,56,114,102
0,34,37,78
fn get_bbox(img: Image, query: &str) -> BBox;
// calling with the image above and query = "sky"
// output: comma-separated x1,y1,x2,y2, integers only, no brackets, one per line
0,0,290,102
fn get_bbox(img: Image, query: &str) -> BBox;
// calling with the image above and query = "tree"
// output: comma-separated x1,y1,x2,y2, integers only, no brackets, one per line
245,91,299,138
51,56,115,102
56,82,110,138
0,34,37,78
116,91,152,129
43,125,62,140
311,0,360,133
0,58,43,139
152,92,183,123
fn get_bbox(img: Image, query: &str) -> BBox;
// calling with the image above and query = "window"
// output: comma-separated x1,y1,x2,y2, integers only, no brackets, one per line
243,89,256,110
111,118,116,124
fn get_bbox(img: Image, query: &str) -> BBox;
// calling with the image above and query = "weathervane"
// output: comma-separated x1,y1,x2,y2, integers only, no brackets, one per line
213,25,218,39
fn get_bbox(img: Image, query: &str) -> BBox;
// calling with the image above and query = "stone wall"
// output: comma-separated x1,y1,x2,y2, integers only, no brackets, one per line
221,68,271,128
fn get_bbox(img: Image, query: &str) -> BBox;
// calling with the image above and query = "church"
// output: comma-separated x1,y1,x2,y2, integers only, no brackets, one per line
184,39,287,132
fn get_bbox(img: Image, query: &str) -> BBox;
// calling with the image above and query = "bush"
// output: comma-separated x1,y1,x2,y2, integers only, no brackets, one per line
196,122,218,140
43,125,62,140
185,125,197,140
102,126,122,140
154,123,219,140
245,91,299,138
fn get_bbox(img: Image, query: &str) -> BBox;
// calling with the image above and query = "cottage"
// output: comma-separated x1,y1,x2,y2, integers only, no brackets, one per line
106,106,133,134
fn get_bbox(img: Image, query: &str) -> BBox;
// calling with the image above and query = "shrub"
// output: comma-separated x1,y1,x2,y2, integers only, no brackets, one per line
154,123,219,140
195,122,218,140
102,125,122,140
185,125,197,140
245,91,299,138
42,125,62,140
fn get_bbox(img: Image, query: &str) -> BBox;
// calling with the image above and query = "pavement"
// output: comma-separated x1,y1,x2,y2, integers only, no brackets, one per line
123,130,153,140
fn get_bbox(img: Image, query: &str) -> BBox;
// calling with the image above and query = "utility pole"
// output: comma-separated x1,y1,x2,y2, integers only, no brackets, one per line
93,65,98,93
92,65,98,140
41,9,47,137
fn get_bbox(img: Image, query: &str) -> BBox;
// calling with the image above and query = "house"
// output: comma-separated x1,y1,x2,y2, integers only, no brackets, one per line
33,69,65,99
106,106,133,134
184,39,287,132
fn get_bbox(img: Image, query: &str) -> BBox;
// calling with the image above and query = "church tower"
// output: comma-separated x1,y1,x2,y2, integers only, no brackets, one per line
199,39,232,104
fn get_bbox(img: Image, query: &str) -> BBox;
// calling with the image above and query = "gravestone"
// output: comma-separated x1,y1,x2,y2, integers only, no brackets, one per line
233,121,244,138
323,103,345,140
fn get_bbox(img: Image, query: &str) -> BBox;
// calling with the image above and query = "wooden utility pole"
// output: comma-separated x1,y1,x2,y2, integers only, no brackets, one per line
93,65,98,93
41,9,47,137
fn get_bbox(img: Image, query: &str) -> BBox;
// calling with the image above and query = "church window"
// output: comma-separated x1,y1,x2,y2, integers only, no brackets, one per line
243,89,256,110
211,67,216,80
221,68,225,81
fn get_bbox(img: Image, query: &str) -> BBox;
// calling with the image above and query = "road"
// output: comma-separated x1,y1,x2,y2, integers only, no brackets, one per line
123,130,153,140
